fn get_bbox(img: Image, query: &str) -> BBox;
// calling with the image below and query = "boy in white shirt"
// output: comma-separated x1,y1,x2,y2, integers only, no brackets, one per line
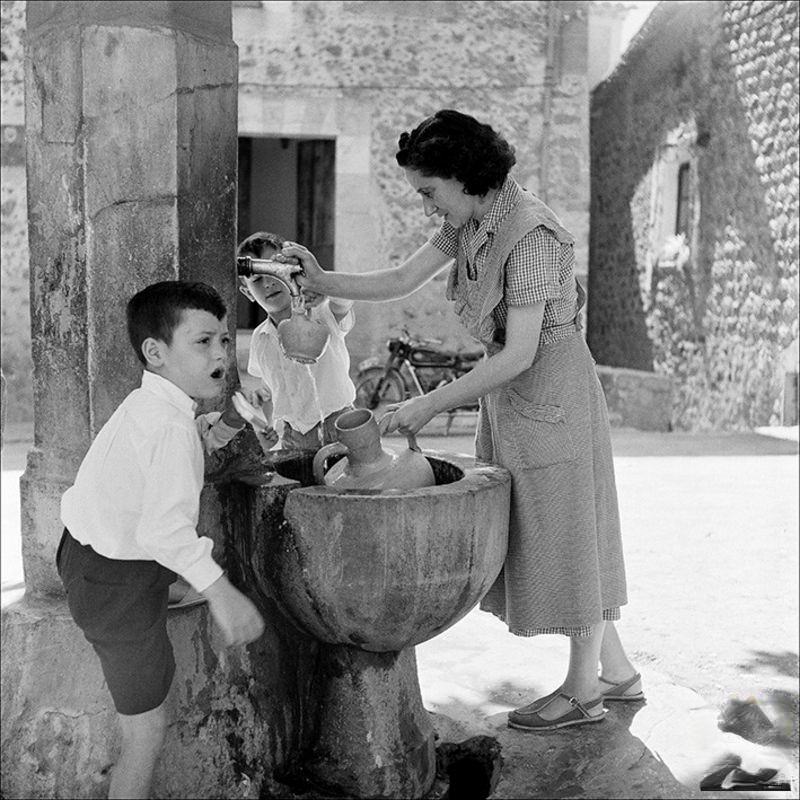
58,280,265,799
237,231,356,450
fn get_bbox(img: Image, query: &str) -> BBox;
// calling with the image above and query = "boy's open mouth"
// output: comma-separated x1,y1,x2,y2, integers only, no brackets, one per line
210,367,225,380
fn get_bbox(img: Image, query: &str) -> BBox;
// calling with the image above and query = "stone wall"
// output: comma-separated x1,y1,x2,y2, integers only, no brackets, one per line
1,0,30,426
1,0,591,424
235,0,590,374
589,0,799,431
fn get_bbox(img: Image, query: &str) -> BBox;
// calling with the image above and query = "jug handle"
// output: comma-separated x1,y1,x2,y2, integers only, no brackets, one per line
312,442,349,484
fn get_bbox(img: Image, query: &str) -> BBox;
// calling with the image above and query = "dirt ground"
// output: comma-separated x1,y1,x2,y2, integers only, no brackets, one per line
2,424,798,796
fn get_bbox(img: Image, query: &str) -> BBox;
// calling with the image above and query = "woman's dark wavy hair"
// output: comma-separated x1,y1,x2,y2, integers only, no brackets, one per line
395,109,516,197
126,281,227,365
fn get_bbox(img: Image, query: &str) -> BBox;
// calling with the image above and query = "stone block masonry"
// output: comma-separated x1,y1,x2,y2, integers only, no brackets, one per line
590,0,799,431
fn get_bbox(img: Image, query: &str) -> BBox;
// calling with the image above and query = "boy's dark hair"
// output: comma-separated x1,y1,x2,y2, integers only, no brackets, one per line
237,232,285,289
395,109,516,197
237,231,285,259
126,281,227,365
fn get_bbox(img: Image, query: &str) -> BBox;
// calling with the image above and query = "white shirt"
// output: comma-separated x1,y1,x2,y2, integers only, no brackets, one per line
60,371,242,592
247,301,356,435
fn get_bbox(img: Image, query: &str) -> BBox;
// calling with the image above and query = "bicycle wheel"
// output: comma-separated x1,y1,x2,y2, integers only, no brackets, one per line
354,367,406,412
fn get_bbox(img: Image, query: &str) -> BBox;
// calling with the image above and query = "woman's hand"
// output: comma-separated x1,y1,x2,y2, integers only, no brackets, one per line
378,394,439,437
280,242,328,294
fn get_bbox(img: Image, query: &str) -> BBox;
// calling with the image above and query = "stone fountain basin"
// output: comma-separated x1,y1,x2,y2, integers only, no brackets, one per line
264,450,511,653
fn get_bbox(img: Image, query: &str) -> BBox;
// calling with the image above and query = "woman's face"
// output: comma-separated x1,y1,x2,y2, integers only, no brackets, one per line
404,168,479,228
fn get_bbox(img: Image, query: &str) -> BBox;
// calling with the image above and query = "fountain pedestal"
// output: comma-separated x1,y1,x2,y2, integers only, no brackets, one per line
241,449,511,799
306,646,434,798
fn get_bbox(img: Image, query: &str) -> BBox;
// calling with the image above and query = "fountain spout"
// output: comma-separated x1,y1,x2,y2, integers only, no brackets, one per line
236,255,302,298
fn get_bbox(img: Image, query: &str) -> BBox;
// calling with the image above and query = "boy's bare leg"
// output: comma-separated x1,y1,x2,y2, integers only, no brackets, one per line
109,701,167,799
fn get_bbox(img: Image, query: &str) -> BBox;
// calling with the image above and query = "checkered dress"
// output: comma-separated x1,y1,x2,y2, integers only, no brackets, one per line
430,177,579,347
430,178,627,637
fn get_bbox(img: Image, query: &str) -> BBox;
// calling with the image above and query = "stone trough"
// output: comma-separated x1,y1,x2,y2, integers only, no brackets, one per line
231,448,511,799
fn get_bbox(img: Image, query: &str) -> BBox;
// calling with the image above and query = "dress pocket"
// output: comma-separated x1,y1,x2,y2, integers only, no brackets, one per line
505,390,577,469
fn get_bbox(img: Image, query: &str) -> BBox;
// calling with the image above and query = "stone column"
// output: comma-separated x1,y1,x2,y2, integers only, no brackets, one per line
20,0,239,596
1,4,323,798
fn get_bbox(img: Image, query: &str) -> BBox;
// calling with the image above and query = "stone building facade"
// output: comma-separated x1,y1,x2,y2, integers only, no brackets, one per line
1,0,591,426
590,0,799,430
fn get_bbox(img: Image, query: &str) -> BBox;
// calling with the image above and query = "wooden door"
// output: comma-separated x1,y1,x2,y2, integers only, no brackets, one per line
296,140,335,271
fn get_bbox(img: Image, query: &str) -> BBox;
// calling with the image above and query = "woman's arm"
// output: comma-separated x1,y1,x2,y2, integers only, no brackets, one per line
282,241,452,301
380,302,546,435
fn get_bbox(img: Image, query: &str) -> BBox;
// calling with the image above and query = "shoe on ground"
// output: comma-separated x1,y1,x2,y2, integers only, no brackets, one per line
599,672,645,702
508,693,606,732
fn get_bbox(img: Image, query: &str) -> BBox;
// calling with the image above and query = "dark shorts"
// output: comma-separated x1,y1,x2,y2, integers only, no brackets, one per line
56,529,177,715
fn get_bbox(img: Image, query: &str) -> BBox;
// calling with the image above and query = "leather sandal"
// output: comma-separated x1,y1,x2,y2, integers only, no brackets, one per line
508,693,606,731
599,672,644,702
509,687,563,715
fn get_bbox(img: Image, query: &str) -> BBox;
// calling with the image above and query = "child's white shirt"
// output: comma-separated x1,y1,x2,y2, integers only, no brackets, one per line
247,301,356,435
60,371,241,592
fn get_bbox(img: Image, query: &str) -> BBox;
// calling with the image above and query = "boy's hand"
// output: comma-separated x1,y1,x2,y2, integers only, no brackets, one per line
245,387,271,410
221,394,247,430
302,289,326,309
254,427,279,454
237,389,278,452
202,574,265,647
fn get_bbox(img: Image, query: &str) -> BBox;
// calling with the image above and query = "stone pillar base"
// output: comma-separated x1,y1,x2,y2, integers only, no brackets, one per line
298,644,436,799
0,595,290,799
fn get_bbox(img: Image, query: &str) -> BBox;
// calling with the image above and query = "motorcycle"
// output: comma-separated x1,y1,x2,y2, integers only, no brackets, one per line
354,327,484,414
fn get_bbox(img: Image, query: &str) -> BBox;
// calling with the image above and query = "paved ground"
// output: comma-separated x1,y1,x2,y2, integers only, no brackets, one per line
2,422,798,798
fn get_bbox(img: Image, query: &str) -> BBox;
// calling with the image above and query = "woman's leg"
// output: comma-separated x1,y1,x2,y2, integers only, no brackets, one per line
534,621,606,720
599,621,642,694
109,701,168,799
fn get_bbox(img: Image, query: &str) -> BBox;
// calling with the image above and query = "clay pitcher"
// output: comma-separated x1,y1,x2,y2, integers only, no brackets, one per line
312,408,436,490
277,305,330,365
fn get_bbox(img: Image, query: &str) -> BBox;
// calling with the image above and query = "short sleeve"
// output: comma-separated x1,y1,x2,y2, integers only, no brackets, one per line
315,301,354,337
247,333,264,379
505,226,563,307
429,220,459,258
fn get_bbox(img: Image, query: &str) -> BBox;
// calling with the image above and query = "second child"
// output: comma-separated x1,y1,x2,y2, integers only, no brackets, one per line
237,230,356,450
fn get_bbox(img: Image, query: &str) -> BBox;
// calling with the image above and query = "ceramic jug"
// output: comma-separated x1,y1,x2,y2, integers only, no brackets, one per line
312,408,436,490
277,306,330,365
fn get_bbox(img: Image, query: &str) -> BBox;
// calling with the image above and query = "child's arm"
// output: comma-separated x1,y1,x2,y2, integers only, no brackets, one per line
233,389,279,453
246,387,273,427
328,297,354,324
201,573,265,646
197,395,246,454
303,290,353,324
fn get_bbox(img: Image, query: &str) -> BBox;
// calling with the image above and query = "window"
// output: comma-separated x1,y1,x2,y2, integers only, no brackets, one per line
675,162,691,237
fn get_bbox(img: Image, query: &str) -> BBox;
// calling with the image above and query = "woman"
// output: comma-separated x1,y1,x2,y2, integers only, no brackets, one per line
283,109,643,731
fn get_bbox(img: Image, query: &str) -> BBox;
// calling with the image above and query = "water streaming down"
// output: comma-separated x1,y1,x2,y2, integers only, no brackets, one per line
305,364,327,447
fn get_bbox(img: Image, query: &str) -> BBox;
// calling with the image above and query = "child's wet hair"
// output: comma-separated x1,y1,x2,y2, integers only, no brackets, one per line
237,231,285,289
126,281,227,365
237,231,285,258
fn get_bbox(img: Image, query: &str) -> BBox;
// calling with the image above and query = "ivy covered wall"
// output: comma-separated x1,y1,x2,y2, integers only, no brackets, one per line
589,0,798,430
